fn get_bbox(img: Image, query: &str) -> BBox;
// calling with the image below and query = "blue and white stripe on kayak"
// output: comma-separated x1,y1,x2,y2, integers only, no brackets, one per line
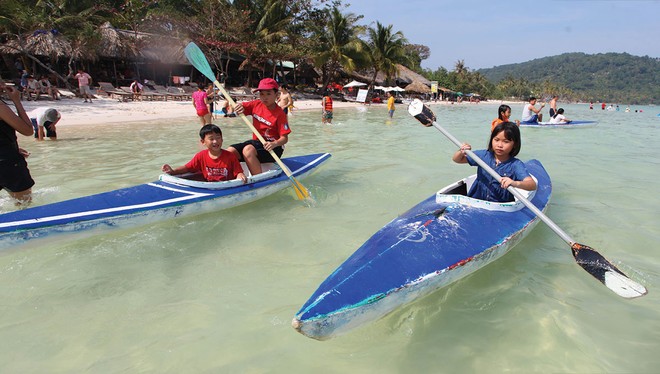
0,183,211,230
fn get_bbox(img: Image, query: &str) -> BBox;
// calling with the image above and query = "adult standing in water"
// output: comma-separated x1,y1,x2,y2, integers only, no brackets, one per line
387,91,395,118
548,95,558,118
277,84,293,116
0,81,34,205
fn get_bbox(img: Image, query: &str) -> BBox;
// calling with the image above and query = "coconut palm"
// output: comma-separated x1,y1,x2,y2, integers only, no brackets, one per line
312,7,365,88
364,22,409,87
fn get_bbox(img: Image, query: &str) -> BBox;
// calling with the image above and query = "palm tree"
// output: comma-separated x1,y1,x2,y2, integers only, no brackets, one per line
229,0,293,86
364,22,409,87
312,7,365,88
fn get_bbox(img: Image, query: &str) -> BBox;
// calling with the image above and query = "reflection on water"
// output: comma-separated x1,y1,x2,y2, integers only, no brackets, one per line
1,104,659,372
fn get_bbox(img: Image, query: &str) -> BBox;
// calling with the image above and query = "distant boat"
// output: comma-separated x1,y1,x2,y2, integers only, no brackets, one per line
520,120,597,128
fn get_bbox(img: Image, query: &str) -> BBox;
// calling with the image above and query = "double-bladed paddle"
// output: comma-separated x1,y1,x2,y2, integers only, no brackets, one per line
407,99,647,299
184,42,312,202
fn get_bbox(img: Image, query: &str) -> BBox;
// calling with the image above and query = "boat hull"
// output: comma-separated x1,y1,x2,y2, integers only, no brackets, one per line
520,120,596,128
293,160,551,340
0,153,331,250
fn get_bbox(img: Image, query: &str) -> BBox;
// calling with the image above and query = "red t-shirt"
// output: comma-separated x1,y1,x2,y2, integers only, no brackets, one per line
242,100,291,142
185,149,243,181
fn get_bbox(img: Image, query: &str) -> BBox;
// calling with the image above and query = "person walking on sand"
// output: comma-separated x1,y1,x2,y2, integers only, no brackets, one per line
387,91,395,118
0,80,35,206
74,69,93,103
277,85,293,115
228,78,290,175
322,90,333,124
521,97,544,123
192,85,211,126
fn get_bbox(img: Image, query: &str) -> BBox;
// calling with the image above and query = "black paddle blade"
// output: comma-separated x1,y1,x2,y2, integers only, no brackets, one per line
572,243,647,299
407,99,435,126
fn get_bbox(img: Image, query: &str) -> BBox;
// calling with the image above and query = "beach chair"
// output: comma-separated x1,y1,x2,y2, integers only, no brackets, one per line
143,86,168,101
98,82,133,102
164,86,189,100
152,85,183,100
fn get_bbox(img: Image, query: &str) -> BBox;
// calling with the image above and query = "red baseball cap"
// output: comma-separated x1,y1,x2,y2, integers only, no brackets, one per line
253,78,279,92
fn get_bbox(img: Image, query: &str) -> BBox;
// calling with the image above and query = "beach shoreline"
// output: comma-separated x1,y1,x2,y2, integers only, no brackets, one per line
17,95,522,128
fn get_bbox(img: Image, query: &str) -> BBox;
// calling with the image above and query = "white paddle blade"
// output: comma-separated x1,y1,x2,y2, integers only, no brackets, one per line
603,270,648,299
407,99,435,126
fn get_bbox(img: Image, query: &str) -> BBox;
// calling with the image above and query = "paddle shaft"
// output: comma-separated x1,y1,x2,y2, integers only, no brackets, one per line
430,120,575,245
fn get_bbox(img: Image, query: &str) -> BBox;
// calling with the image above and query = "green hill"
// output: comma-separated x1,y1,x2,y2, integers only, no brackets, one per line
477,52,659,104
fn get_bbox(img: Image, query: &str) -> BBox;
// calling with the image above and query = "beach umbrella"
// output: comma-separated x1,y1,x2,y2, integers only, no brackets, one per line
343,80,367,88
405,81,431,93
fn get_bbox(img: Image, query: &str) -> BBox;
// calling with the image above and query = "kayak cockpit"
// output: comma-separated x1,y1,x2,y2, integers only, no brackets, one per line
435,174,538,212
158,162,282,190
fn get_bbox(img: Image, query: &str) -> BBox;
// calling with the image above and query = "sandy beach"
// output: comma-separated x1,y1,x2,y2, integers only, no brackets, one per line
17,95,366,127
18,94,516,128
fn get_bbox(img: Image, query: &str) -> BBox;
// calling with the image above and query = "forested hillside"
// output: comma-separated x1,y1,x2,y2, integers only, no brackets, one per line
477,53,659,104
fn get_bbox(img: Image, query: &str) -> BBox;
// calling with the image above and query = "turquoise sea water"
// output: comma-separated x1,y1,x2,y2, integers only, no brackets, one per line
1,102,659,372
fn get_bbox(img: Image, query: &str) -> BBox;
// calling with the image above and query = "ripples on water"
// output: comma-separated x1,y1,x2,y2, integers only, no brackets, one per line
1,103,659,372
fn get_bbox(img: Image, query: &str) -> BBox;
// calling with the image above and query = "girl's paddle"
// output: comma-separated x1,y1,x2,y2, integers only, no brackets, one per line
184,42,312,202
407,99,647,299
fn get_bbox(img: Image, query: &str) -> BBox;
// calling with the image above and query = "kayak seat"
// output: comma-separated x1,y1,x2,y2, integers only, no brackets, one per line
435,174,538,212
159,165,282,190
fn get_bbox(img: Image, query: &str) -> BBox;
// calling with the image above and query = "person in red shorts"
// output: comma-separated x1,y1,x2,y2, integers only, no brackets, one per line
162,124,246,183
228,78,291,175
192,85,211,126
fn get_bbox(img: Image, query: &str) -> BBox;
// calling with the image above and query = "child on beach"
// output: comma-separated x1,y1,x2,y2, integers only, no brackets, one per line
228,78,290,175
0,80,35,205
452,122,536,203
491,104,520,131
548,108,571,124
192,85,211,126
162,124,247,183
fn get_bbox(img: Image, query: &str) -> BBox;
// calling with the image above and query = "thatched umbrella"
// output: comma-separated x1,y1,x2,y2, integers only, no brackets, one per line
405,81,431,93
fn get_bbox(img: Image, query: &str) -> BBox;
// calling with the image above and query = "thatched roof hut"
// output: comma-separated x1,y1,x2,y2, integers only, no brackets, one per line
405,80,431,93
0,30,72,59
98,22,138,59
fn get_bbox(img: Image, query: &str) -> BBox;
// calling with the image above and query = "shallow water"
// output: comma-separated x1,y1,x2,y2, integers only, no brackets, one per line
1,103,659,372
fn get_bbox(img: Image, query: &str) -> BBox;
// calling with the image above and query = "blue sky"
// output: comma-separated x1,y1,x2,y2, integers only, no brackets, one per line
344,0,660,71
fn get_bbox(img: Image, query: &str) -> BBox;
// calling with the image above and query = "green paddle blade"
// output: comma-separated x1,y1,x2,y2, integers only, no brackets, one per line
184,42,215,82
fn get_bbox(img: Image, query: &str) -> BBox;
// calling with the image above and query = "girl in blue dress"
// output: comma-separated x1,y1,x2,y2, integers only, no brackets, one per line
452,121,536,202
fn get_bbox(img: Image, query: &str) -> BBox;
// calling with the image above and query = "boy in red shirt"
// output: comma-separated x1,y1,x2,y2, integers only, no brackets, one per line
162,124,247,183
228,78,291,175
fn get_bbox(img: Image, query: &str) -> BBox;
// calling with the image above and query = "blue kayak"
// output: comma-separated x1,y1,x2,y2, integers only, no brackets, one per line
520,120,597,128
0,153,331,250
293,159,551,340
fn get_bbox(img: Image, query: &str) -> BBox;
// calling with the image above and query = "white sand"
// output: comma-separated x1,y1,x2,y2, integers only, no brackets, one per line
18,95,368,127
18,94,516,127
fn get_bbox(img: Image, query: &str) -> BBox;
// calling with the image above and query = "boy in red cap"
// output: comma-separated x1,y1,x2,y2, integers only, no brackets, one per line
228,78,291,175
